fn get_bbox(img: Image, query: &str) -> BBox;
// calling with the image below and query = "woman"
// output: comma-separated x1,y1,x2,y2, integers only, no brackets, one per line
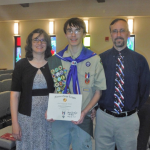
10,28,55,150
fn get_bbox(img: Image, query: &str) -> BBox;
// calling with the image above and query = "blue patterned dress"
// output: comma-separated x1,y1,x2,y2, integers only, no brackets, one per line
16,70,51,150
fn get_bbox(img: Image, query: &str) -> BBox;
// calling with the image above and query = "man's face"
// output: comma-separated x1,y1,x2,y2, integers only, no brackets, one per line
110,20,130,51
65,25,86,47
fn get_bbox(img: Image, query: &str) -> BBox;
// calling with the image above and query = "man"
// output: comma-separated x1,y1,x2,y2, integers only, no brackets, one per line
95,18,150,150
47,17,106,150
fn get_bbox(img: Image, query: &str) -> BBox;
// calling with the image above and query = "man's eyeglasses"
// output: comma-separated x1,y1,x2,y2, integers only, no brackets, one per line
66,29,81,35
32,38,47,44
111,29,127,34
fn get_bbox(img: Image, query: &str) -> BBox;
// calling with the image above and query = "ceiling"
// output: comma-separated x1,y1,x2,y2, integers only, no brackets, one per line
0,0,150,22
0,0,68,6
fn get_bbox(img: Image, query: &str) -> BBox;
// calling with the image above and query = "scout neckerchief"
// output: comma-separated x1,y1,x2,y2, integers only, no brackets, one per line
55,45,96,94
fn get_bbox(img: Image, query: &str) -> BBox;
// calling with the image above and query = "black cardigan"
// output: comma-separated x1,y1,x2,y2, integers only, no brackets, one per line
11,58,55,116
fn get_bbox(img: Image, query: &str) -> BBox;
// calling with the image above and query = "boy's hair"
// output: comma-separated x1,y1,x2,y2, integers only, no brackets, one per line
63,17,86,34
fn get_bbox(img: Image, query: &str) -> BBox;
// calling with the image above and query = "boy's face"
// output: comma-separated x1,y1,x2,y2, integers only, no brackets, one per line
65,25,86,47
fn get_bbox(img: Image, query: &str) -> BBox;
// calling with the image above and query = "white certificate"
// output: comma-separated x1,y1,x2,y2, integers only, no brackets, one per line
47,93,82,121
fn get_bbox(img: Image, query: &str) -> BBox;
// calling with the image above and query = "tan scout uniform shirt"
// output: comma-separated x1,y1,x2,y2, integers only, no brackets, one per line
61,47,106,111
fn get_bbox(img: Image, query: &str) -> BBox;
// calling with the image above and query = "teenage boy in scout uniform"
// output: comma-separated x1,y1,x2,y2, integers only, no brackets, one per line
47,17,106,150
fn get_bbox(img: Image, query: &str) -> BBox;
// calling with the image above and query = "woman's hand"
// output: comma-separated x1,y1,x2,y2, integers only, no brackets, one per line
12,122,22,141
45,111,55,122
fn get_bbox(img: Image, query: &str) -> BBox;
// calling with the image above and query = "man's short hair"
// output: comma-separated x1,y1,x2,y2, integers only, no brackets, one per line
63,17,86,34
109,18,128,32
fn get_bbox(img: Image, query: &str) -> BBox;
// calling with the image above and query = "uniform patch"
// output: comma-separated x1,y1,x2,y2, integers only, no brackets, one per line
55,72,60,77
52,74,55,78
55,82,59,87
61,75,65,80
51,69,55,74
55,68,58,72
60,70,64,75
83,88,90,92
58,66,63,70
86,61,91,67
57,77,61,82
85,72,90,84
59,81,63,86
54,78,57,82
63,69,67,74
57,87,60,92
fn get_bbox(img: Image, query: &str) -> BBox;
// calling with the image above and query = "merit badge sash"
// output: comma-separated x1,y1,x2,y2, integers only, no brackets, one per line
47,55,70,94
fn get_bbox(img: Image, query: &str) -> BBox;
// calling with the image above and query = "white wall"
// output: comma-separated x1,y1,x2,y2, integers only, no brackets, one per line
0,22,14,69
0,16,150,69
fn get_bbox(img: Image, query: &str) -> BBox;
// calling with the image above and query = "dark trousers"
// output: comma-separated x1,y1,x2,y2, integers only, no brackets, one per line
137,97,150,150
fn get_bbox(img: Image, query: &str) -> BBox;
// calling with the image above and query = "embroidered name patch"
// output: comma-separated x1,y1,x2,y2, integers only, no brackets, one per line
83,88,90,92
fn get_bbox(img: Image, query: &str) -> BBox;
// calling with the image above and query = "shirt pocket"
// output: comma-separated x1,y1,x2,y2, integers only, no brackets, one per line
77,70,95,88
77,70,95,109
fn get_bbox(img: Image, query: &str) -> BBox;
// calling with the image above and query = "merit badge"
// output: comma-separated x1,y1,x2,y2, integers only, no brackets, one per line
86,61,91,67
61,75,65,80
57,87,60,92
85,72,90,84
55,68,58,72
55,72,60,77
57,77,61,82
61,86,65,91
60,70,64,75
55,82,59,87
51,69,55,74
63,69,67,74
52,74,55,78
54,78,57,82
62,80,66,85
59,81,63,86
58,66,63,70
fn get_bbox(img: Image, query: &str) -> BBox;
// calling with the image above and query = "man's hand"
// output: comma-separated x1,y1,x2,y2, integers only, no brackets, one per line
91,108,96,120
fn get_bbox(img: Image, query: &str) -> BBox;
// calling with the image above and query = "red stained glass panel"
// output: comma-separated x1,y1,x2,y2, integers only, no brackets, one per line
16,37,21,46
